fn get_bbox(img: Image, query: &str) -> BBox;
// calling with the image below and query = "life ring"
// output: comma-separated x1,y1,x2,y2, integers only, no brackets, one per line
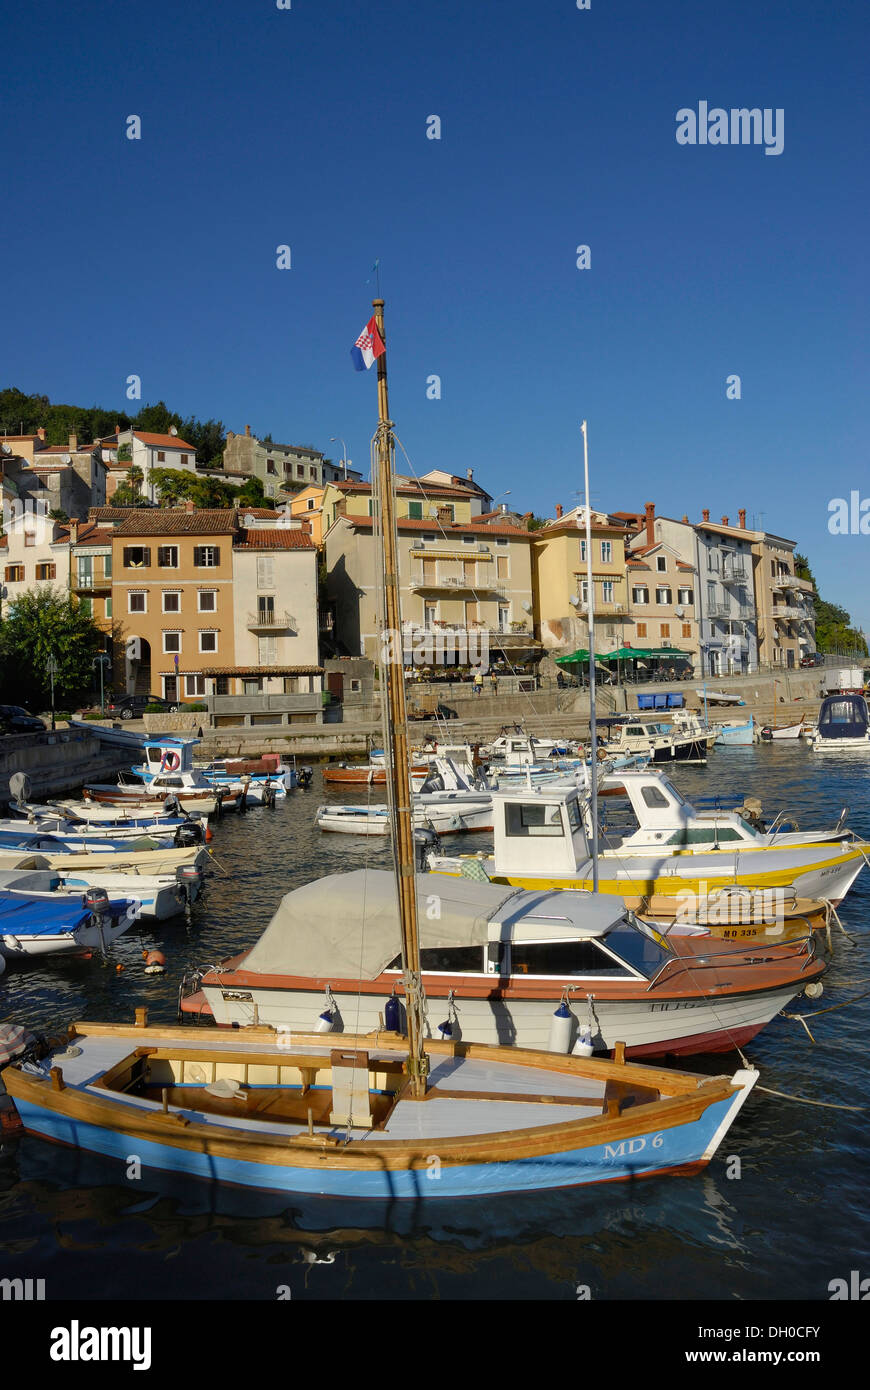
161,750,181,772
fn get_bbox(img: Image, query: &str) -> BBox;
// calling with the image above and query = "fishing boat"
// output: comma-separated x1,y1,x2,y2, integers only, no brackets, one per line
0,840,209,879
1,1014,759,1196
0,826,180,855
0,315,761,1198
178,868,824,1057
811,695,870,751
0,887,140,960
427,782,867,906
317,758,494,835
593,768,856,852
761,721,808,741
323,761,434,787
669,710,717,750
0,862,200,924
713,717,756,746
599,716,708,765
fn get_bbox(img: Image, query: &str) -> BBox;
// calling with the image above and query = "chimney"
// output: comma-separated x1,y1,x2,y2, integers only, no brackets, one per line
68,520,78,544
226,430,235,442
555,503,563,519
68,432,77,452
245,424,251,437
184,499,196,513
702,509,710,523
466,468,473,480
738,508,746,529
721,515,729,526
681,514,689,523
501,503,508,514
37,427,46,441
644,501,655,545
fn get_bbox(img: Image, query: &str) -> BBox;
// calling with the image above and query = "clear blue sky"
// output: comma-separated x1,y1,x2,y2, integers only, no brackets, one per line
3,0,867,627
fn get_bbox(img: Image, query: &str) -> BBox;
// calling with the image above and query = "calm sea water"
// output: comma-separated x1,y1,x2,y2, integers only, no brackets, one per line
1,744,869,1301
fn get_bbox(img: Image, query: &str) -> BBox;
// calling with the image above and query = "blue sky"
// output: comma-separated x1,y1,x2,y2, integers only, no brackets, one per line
3,0,867,626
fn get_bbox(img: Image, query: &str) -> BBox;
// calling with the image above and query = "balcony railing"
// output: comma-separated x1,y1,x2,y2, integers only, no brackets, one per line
722,564,748,584
772,605,803,621
707,602,732,618
411,573,506,596
247,610,296,630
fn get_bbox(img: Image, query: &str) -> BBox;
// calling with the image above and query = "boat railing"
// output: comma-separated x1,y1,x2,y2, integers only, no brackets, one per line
646,931,817,991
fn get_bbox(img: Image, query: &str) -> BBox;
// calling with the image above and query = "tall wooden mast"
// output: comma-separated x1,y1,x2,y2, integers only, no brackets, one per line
371,298,429,1098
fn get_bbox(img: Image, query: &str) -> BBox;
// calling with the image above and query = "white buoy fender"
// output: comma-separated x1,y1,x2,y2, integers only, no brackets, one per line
572,1025,594,1058
314,1009,335,1033
548,1001,573,1054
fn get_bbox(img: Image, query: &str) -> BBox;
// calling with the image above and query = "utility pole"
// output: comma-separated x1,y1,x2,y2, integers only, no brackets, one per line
46,653,58,731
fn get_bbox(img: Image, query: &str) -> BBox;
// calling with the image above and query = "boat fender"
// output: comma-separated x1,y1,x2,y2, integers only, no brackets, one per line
384,992,402,1033
437,1018,453,1040
314,1008,334,1033
549,1001,574,1054
804,981,824,999
143,950,167,975
572,1025,594,1058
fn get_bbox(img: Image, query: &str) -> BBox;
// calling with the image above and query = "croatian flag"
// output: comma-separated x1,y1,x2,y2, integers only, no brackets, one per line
351,315,385,371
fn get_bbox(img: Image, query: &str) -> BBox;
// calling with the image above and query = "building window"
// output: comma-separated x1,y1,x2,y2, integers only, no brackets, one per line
350,679,361,693
163,632,181,654
158,546,178,568
162,591,181,613
123,546,151,568
600,540,612,563
296,464,304,477
682,623,691,638
408,501,423,519
105,597,113,619
462,535,475,545
422,534,436,543
636,622,647,638
198,590,216,612
655,587,672,605
496,537,508,547
157,451,166,462
677,587,693,605
180,454,189,465
258,636,278,665
632,586,649,605
36,563,56,580
602,580,614,603
708,549,720,572
307,498,315,510
24,531,36,547
77,557,93,585
660,623,671,639
104,553,112,578
199,631,218,653
579,539,587,562
4,565,24,582
215,676,229,695
193,546,220,567
128,591,147,613
656,555,667,572
498,605,510,632
243,678,262,694
267,459,276,474
256,555,274,588
185,675,206,697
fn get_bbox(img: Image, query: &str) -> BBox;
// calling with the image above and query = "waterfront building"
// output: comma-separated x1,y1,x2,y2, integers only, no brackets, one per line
748,529,815,668
325,513,537,669
531,504,631,658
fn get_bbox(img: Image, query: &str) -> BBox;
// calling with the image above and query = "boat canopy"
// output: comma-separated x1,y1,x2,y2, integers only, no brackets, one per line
241,870,624,980
0,894,94,936
817,695,869,740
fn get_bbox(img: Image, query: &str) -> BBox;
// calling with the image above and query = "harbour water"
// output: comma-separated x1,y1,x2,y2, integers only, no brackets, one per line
1,744,869,1301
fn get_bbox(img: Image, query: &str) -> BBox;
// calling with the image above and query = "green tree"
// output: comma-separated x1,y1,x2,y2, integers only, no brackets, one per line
133,401,183,435
0,588,104,708
150,467,197,506
793,554,867,656
111,464,147,507
236,475,266,507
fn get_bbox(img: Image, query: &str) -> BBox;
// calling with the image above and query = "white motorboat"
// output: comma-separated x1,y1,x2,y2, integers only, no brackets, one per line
0,882,141,960
599,716,708,764
811,694,870,751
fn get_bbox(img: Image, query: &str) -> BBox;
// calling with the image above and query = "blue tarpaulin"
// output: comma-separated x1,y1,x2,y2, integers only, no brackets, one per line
0,893,129,937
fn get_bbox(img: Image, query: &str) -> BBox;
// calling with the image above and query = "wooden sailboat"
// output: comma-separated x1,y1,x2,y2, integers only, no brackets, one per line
0,316,759,1195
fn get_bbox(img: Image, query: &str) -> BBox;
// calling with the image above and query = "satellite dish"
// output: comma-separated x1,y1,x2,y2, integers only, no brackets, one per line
568,595,581,608
9,772,31,806
675,606,684,617
169,426,178,436
521,601,533,614
1,443,11,454
60,453,71,464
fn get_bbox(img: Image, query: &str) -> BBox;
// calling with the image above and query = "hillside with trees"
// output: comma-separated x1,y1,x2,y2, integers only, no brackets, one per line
794,553,867,656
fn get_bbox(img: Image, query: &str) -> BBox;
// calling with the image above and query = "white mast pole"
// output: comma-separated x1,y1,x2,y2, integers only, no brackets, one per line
581,420,599,892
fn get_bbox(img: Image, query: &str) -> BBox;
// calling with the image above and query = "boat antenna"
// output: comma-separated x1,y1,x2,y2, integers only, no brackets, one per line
370,298,429,1098
581,420,599,891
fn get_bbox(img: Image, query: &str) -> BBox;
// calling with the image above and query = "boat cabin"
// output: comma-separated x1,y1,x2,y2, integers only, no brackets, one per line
595,771,765,850
490,784,593,877
815,695,870,744
140,738,200,776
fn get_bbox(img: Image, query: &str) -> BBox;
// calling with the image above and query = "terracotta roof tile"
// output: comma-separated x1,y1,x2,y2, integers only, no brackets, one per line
132,432,196,450
235,528,315,549
115,509,239,536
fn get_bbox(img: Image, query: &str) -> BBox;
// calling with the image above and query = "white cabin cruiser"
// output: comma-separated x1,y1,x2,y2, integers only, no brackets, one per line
316,758,494,836
811,695,870,751
599,716,708,764
426,782,867,907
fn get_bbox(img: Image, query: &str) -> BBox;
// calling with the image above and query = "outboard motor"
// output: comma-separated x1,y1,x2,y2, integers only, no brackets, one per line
261,779,277,809
175,863,204,912
84,886,112,956
297,765,314,789
174,819,204,847
413,826,441,871
163,793,182,817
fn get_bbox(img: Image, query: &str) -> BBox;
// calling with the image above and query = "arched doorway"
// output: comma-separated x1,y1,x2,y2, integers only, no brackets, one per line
125,636,152,695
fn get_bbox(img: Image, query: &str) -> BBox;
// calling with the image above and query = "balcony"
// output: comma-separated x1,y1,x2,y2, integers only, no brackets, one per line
74,570,112,593
707,602,732,618
773,605,803,621
247,610,296,631
721,563,748,584
410,572,505,596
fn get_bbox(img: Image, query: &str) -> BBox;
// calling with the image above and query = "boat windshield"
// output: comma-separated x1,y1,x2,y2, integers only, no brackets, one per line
601,922,673,978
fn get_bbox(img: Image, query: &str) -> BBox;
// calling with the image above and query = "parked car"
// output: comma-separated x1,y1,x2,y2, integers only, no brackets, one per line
800,653,826,667
105,694,179,720
0,704,48,734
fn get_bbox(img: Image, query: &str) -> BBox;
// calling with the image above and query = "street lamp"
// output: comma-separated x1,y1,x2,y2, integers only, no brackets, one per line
329,437,349,480
92,652,111,717
46,653,58,731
